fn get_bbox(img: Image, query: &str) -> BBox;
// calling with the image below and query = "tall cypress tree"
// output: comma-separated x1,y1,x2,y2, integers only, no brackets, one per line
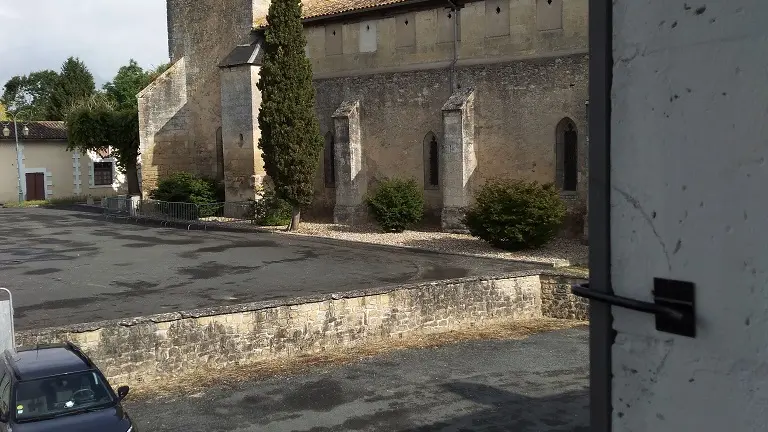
48,57,95,120
257,0,323,231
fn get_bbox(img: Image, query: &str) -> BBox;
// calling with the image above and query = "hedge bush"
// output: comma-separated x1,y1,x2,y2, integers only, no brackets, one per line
366,178,424,232
462,179,566,251
149,172,221,204
251,187,293,226
149,172,224,219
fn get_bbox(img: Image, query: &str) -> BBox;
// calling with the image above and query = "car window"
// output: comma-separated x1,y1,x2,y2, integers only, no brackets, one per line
13,371,115,422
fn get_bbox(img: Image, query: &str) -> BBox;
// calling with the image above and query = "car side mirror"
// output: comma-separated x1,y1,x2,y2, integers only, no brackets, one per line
117,385,130,400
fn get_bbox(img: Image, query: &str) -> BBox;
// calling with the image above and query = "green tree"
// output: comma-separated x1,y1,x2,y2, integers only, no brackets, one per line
257,0,323,230
65,60,168,197
66,94,141,195
102,59,148,109
1,70,59,119
48,57,95,120
0,103,6,121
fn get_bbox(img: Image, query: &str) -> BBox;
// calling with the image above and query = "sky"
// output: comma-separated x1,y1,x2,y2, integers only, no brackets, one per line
0,0,168,89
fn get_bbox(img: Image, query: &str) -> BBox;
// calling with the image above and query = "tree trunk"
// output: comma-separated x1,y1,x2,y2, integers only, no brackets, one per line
288,206,301,231
125,160,141,196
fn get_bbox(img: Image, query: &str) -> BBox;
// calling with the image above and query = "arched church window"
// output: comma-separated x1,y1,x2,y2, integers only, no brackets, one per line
555,118,578,192
423,132,439,189
324,132,335,188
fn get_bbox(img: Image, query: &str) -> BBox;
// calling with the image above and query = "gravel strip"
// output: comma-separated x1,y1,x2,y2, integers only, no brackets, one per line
261,222,588,267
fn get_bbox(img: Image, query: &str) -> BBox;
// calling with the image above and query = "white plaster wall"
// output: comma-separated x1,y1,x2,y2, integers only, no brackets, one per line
611,0,768,430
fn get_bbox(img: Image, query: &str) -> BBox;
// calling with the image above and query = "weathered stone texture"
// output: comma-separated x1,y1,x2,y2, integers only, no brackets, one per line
220,65,264,202
162,0,260,184
310,54,588,218
441,88,476,231
138,58,192,196
306,0,587,76
17,274,542,386
332,100,366,224
540,274,589,320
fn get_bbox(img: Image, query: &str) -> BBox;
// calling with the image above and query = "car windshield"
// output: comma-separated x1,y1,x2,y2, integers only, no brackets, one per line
13,371,116,422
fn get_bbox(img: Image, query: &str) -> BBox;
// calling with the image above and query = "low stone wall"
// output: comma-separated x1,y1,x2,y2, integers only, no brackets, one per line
540,274,590,320
17,273,546,386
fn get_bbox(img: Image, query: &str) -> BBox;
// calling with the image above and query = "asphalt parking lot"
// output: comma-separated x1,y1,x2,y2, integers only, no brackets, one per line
126,328,590,432
0,208,540,329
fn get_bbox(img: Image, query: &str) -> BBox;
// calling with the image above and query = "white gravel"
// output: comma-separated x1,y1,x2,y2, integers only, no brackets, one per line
261,222,588,267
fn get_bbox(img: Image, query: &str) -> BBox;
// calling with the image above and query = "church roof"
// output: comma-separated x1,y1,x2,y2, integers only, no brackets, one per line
254,0,431,27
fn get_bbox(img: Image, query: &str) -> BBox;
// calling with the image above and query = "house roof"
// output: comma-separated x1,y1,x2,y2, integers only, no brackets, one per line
0,121,67,141
254,0,433,27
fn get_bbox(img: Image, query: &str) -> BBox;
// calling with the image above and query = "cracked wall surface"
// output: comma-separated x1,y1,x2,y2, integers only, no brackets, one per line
611,0,768,429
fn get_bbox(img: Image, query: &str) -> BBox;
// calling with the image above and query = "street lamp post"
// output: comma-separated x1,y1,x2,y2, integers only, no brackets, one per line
2,111,31,203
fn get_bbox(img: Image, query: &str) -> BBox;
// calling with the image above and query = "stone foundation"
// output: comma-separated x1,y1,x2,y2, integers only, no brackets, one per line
17,271,586,386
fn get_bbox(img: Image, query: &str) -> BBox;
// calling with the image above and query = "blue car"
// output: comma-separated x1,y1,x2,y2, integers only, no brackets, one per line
0,342,135,431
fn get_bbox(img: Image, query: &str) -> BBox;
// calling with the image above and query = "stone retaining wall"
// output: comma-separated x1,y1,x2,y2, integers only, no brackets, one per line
540,274,590,320
17,273,556,386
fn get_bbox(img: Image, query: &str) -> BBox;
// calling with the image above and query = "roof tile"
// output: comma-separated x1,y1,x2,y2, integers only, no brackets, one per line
0,121,67,141
254,0,414,27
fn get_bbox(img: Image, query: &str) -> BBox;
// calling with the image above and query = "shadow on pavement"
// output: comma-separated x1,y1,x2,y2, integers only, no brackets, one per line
399,382,589,432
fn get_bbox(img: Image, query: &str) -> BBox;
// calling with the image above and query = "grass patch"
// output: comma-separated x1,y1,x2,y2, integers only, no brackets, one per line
1,195,88,208
126,318,587,401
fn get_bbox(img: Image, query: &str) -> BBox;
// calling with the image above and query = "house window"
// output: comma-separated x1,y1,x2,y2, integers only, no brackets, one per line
423,132,439,189
555,118,578,192
93,162,114,186
324,132,335,188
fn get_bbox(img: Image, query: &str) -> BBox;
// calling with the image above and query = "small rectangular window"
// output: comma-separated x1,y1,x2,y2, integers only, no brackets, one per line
93,162,113,186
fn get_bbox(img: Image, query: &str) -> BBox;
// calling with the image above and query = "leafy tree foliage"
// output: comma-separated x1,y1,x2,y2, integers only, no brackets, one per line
103,59,147,109
48,57,95,120
66,94,141,195
257,0,323,230
1,70,59,119
65,59,167,196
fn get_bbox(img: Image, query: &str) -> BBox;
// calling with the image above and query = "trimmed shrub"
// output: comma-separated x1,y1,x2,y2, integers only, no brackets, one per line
251,187,293,226
149,172,219,204
462,179,566,251
366,178,424,232
149,172,223,219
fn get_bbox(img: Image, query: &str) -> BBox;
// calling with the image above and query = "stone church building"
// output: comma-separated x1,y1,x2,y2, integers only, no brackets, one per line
138,0,588,235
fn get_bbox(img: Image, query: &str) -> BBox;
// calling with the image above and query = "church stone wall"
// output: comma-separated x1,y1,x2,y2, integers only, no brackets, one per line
305,0,587,77
163,0,262,185
138,58,192,196
310,53,588,220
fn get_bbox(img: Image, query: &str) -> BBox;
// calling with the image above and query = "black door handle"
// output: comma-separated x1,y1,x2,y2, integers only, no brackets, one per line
571,278,696,338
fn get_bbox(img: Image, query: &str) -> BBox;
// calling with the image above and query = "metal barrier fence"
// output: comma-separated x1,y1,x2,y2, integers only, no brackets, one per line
102,197,257,230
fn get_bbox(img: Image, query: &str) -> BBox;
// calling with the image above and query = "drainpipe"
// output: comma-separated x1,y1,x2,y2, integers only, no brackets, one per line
445,0,460,92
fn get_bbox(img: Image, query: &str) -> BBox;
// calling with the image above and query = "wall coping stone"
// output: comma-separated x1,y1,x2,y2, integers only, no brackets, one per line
18,270,586,336
332,99,361,118
442,87,475,111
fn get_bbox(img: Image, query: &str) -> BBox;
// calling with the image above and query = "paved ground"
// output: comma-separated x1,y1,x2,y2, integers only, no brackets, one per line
126,328,589,431
0,208,540,330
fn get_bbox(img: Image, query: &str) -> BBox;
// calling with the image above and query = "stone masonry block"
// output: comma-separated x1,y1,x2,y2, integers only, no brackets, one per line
332,99,367,224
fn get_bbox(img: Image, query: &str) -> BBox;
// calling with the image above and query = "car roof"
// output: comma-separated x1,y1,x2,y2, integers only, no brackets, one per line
4,344,94,381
